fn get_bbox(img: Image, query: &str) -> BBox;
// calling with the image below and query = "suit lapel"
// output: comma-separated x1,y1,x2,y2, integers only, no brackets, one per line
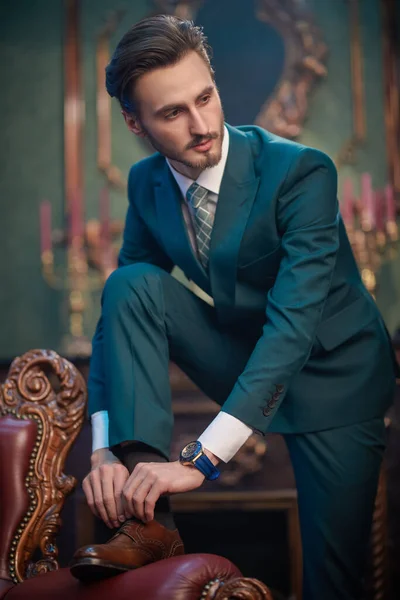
209,125,260,317
154,161,211,295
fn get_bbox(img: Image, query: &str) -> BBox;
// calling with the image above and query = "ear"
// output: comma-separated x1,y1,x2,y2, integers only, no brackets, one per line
121,111,146,138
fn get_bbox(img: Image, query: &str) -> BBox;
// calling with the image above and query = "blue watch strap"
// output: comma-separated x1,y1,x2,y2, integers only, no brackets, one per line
193,453,220,481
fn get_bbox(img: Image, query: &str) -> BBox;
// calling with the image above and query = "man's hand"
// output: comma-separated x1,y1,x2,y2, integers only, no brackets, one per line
122,461,205,523
83,448,130,529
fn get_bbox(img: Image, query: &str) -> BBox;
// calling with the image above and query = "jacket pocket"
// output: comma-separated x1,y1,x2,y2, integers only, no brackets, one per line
238,243,282,270
315,295,377,352
237,246,281,289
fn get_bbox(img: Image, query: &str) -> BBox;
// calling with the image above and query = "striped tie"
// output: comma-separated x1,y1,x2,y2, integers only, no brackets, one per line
186,182,214,269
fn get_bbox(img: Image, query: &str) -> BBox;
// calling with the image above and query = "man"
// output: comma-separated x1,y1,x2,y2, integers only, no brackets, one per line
70,14,399,599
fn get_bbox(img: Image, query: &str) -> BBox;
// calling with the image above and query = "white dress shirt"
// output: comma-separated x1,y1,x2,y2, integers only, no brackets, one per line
91,127,253,462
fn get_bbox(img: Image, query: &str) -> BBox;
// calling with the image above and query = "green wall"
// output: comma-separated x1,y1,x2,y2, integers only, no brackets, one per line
0,0,65,358
300,0,400,332
0,0,398,360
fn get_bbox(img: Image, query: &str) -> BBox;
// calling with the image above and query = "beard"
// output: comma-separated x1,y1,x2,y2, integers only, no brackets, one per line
141,114,225,171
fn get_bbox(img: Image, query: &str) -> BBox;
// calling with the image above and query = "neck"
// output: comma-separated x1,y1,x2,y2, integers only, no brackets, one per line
169,158,203,181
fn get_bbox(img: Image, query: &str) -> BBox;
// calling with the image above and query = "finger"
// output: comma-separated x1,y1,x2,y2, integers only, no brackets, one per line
144,481,162,523
121,469,133,520
122,465,147,517
82,476,100,519
123,475,149,519
113,467,129,523
122,467,149,518
91,470,113,528
100,467,119,528
131,476,155,522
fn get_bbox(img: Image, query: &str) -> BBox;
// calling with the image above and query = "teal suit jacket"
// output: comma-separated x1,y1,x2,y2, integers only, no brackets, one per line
90,124,398,434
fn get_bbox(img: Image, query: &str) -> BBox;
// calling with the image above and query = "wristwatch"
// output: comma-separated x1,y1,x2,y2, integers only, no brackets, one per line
179,440,220,481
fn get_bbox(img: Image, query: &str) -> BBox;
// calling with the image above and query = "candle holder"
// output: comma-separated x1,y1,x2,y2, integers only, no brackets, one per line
40,201,124,357
341,178,398,296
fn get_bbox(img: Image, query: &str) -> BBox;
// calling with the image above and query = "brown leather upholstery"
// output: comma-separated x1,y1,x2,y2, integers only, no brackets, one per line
5,554,271,600
0,579,15,599
0,417,37,580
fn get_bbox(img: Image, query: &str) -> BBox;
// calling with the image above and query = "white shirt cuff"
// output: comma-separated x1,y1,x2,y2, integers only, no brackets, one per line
92,409,253,461
198,411,253,463
91,410,109,452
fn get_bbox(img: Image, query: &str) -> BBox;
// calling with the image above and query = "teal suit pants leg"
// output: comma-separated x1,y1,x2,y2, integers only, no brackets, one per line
285,418,385,600
95,262,384,599
98,262,249,456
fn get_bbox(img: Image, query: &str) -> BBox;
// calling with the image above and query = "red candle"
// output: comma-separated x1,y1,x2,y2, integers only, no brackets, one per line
385,183,396,222
40,200,52,254
361,173,375,228
374,190,384,232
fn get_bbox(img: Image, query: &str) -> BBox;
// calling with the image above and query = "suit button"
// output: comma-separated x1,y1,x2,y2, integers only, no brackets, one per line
276,384,284,393
272,392,280,401
263,407,270,417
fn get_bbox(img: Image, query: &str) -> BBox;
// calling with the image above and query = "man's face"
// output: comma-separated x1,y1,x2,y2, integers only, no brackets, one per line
124,51,225,176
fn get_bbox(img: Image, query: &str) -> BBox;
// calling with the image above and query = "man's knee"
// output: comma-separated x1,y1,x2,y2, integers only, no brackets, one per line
102,263,166,311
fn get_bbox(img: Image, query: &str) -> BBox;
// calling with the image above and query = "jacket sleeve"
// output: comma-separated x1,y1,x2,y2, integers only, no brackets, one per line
221,147,340,432
88,166,174,416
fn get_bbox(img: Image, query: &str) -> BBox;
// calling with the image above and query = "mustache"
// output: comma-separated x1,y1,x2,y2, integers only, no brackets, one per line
186,132,219,150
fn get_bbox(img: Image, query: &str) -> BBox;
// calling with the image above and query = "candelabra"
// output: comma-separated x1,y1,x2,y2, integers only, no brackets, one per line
40,189,123,357
341,175,398,295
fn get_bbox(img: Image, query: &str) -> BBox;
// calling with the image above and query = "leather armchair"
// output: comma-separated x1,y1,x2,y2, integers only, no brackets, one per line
0,350,273,600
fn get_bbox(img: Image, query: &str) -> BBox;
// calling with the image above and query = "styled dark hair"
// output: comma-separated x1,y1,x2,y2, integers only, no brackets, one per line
105,14,214,113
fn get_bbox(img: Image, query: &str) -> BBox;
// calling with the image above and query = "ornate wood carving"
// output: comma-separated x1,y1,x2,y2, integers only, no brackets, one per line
0,349,86,583
201,576,273,600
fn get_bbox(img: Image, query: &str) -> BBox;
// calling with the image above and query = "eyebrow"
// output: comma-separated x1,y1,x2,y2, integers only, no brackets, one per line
154,85,215,117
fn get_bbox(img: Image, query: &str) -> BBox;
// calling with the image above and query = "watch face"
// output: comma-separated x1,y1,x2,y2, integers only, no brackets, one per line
181,440,202,461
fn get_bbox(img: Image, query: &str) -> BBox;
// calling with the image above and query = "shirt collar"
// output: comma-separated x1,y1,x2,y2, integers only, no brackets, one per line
166,125,229,198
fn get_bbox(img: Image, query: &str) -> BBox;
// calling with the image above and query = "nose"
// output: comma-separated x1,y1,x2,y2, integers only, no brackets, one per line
189,109,209,137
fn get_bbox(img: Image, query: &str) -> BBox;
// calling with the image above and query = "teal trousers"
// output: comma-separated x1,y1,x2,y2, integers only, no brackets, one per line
90,262,386,600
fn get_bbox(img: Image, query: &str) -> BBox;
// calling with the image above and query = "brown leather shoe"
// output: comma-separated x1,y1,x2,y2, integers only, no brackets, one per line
69,519,184,582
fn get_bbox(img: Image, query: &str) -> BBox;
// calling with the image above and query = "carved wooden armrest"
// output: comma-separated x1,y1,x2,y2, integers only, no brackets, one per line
0,349,86,583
